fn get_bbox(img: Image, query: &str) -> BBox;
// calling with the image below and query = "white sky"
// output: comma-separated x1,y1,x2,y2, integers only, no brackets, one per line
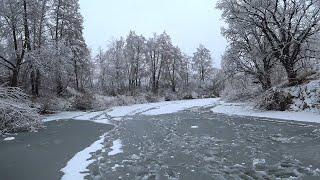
79,0,227,68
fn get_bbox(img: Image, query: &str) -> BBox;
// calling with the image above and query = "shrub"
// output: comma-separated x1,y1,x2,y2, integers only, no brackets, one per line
72,93,95,110
0,86,42,133
256,88,293,111
38,97,73,113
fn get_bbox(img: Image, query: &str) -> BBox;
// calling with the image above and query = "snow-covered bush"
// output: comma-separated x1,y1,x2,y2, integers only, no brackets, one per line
0,87,42,133
39,97,73,112
72,93,95,110
256,78,320,112
219,72,263,102
256,88,293,111
288,80,320,113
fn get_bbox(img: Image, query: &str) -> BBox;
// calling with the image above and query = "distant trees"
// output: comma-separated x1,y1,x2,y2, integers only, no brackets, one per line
0,1,218,101
218,0,320,86
192,44,213,85
0,0,92,96
97,31,216,97
125,31,146,91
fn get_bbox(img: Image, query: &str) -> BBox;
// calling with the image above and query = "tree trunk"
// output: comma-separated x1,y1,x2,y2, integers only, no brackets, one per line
261,75,272,91
31,70,36,95
285,65,298,85
23,0,31,51
11,69,19,87
74,59,79,90
35,69,40,96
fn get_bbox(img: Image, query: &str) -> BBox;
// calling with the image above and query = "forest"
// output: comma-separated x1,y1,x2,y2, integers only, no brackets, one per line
1,0,320,133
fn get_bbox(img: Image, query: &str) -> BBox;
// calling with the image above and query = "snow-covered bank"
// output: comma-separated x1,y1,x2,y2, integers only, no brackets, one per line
44,98,319,124
43,98,220,122
211,102,320,123
60,133,107,180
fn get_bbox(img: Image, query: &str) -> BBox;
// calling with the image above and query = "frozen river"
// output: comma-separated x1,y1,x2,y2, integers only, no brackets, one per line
1,106,320,180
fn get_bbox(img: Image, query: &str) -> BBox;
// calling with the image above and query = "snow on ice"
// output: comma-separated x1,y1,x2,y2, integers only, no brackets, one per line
211,102,320,123
108,139,123,156
60,133,107,180
3,137,15,141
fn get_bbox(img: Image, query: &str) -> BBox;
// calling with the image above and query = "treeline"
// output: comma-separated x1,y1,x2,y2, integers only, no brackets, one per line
218,0,320,100
95,31,219,98
0,0,92,97
0,1,219,100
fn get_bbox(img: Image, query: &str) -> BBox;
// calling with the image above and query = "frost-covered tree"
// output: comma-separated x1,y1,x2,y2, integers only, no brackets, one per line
124,31,146,91
145,33,163,94
98,38,128,94
218,0,320,85
192,44,213,85
0,0,92,96
0,0,27,87
96,31,215,97
222,24,276,90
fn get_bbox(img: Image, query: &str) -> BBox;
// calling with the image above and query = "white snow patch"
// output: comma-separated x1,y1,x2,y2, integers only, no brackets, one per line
111,164,124,171
73,111,105,121
44,99,220,123
211,102,320,123
108,139,123,156
107,98,219,117
191,126,199,129
3,137,15,141
253,159,266,167
107,102,169,117
43,111,112,125
60,133,107,180
43,111,87,122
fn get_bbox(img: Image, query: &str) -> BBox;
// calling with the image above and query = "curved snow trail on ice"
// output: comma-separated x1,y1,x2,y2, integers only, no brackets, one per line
60,133,107,180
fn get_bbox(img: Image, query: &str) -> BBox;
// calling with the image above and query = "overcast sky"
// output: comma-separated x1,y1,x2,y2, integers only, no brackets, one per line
79,0,227,67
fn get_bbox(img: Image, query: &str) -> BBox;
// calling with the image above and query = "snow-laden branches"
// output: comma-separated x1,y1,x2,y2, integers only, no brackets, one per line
0,86,42,134
218,0,320,85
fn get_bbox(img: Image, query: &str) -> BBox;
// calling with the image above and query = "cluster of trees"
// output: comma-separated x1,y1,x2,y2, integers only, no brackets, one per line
0,0,92,97
218,0,320,93
0,1,218,100
96,31,216,97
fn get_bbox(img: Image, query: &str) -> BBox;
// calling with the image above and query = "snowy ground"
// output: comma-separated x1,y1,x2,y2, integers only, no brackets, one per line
211,102,320,123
